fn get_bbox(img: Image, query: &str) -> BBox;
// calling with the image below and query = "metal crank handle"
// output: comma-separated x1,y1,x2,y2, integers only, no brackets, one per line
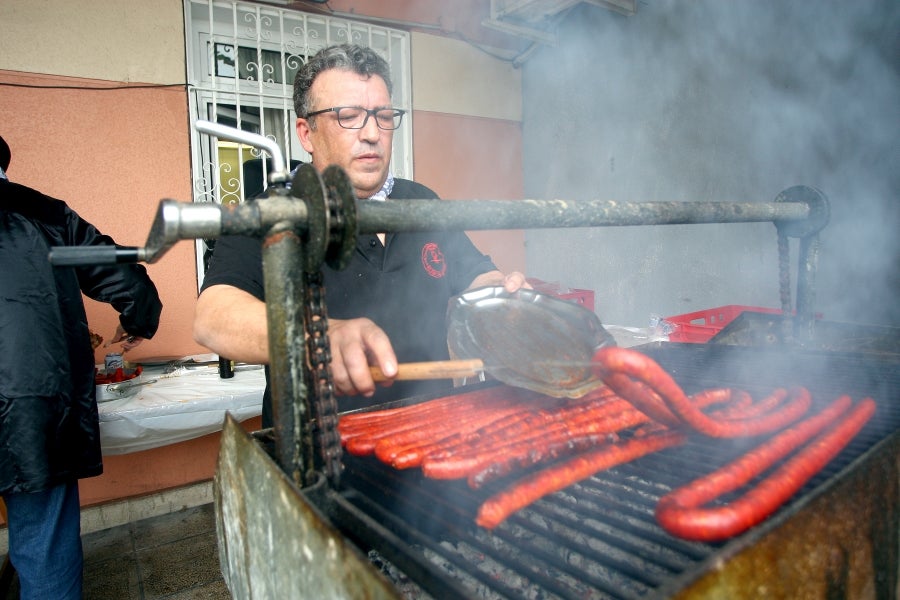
370,359,485,381
194,120,290,186
48,246,141,265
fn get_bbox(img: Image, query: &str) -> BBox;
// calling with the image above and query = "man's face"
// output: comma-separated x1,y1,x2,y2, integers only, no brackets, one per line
296,69,394,199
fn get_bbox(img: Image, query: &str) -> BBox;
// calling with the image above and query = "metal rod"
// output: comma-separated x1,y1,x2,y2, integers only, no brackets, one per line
48,197,808,266
356,198,809,232
262,224,314,485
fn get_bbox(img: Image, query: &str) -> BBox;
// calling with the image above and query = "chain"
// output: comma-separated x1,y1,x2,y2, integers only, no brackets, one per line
776,227,794,344
304,270,343,486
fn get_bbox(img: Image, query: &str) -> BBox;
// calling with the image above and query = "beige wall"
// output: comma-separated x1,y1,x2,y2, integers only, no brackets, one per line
0,0,185,83
411,32,522,121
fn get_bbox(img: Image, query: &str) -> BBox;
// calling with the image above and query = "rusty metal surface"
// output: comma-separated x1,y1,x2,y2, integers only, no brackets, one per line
214,415,402,600
666,432,899,600
773,186,830,342
356,198,809,232
710,313,900,356
46,193,816,268
262,224,313,485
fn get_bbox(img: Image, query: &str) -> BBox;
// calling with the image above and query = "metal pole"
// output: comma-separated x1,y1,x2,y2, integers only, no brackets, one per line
356,199,809,233
261,223,313,485
48,198,812,266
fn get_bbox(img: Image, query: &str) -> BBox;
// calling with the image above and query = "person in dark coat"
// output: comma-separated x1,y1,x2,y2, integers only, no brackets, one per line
0,134,163,599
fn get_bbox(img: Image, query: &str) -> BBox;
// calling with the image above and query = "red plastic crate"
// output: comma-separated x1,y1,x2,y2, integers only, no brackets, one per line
527,278,595,313
666,305,784,343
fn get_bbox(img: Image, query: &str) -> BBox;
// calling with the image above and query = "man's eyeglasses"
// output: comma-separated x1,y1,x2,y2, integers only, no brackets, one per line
304,106,406,130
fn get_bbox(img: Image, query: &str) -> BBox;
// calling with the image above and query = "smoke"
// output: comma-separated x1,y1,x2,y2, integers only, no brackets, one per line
522,0,900,328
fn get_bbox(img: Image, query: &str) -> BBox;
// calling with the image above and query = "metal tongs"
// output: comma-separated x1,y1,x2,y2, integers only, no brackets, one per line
105,378,159,396
163,358,220,374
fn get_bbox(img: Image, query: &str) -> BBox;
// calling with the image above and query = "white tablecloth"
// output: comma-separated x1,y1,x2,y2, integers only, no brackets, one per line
97,356,265,455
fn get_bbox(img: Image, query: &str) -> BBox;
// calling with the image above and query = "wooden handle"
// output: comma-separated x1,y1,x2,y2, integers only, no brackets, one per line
370,358,485,382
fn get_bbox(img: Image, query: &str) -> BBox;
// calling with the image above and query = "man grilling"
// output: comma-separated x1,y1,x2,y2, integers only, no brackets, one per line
193,43,528,425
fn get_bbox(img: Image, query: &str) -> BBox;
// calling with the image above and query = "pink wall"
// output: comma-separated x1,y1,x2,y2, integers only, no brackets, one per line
413,111,525,274
0,70,207,365
77,417,262,507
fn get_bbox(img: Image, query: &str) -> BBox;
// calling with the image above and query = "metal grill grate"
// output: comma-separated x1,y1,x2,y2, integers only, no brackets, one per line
329,344,900,599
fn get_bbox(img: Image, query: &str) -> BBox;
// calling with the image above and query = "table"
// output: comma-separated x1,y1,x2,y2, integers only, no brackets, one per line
97,355,265,455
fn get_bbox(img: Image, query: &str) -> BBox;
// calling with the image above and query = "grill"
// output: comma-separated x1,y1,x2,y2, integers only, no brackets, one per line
47,124,898,598
305,343,898,599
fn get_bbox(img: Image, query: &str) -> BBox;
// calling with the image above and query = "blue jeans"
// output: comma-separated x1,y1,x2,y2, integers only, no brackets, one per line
3,481,83,600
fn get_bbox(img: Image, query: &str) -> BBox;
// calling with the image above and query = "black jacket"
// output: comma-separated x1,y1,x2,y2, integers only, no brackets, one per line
0,179,163,494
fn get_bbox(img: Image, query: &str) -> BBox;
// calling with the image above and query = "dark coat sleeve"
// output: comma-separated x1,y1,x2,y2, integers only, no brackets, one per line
67,209,162,338
6,183,163,338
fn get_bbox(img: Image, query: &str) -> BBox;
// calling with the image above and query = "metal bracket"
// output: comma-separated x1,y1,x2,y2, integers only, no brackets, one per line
774,185,830,238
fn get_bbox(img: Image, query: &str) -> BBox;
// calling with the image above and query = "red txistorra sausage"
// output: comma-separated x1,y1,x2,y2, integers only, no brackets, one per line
342,391,532,455
423,392,627,462
633,388,751,437
397,407,561,466
476,431,686,529
467,430,623,489
374,405,524,465
339,385,546,434
465,407,649,488
592,347,811,437
655,396,875,541
422,401,645,480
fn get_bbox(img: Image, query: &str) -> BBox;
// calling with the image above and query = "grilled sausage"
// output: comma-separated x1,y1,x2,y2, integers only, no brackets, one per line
341,388,535,454
374,405,525,466
467,428,625,489
633,388,750,437
340,385,546,433
419,393,622,457
422,399,644,480
464,406,653,487
592,347,811,437
475,431,686,529
390,404,569,470
655,396,875,541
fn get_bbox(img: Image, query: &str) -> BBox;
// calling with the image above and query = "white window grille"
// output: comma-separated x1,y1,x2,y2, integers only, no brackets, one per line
183,0,412,283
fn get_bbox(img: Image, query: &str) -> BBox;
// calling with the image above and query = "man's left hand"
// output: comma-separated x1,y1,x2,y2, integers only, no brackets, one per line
468,270,531,293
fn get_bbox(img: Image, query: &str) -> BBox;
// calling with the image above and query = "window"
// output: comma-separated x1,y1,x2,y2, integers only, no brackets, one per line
183,0,412,281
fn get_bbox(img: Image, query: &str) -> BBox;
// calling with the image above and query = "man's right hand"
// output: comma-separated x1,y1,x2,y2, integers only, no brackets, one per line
194,284,398,397
327,317,397,397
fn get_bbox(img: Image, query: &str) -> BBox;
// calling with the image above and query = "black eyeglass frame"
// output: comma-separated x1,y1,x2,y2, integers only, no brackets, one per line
303,106,407,130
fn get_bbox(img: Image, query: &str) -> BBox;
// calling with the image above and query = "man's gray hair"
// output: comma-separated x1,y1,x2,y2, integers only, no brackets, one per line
293,44,393,120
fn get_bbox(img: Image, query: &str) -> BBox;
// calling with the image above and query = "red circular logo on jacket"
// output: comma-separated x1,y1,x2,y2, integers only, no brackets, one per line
421,242,446,278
